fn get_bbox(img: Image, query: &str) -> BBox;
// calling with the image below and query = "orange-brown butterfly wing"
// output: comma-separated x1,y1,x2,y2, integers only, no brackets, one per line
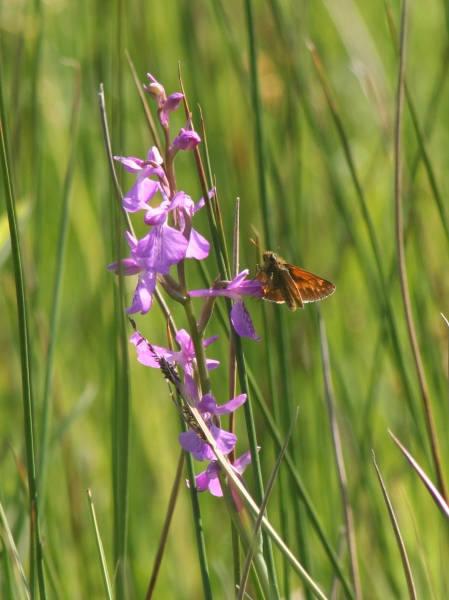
255,270,285,304
286,264,335,303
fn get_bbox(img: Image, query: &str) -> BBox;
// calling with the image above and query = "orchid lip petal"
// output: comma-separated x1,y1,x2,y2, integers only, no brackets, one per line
231,300,261,341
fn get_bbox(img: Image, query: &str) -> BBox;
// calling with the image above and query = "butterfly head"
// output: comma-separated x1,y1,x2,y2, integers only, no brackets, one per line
263,251,277,263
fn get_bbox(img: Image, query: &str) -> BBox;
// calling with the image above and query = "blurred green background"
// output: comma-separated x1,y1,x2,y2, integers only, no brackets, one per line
1,0,449,598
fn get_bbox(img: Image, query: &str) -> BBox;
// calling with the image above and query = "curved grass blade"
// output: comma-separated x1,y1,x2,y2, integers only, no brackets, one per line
39,60,82,508
385,0,449,246
144,449,185,600
0,57,47,600
125,51,162,156
98,83,131,600
389,431,449,520
318,311,362,599
237,409,299,600
392,0,447,501
87,489,114,600
372,452,417,600
0,501,31,600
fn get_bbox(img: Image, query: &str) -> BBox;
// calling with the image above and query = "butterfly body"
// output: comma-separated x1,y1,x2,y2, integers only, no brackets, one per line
256,251,335,311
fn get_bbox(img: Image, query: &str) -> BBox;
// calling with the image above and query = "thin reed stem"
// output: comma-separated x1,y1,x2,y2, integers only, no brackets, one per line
318,312,362,600
0,63,47,600
39,62,81,509
145,450,185,600
393,0,447,502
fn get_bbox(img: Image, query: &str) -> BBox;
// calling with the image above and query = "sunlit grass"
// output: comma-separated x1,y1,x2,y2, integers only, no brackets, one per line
1,0,449,598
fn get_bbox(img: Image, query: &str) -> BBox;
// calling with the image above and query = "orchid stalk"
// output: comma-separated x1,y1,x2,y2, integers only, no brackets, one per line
109,77,264,502
108,72,320,600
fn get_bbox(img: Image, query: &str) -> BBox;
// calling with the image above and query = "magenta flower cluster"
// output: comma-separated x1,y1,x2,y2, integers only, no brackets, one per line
108,73,262,498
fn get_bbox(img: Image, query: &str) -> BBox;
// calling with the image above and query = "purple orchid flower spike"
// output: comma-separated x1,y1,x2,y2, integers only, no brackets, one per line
114,147,165,212
129,329,219,375
190,269,264,341
107,231,156,315
178,392,246,461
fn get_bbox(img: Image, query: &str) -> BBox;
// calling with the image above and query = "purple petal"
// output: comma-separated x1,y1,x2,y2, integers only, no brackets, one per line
137,225,188,275
147,146,163,164
123,178,160,212
214,393,247,415
143,203,169,226
205,358,220,371
198,394,217,415
206,461,221,478
208,478,223,497
210,424,236,455
231,300,261,341
194,197,205,212
232,279,265,298
193,188,215,213
193,471,211,492
125,231,138,250
186,228,210,260
232,449,255,474
189,288,238,300
126,272,156,315
114,156,145,173
129,332,160,368
229,270,249,288
169,191,194,215
175,329,194,355
107,258,141,276
179,430,214,461
204,335,219,347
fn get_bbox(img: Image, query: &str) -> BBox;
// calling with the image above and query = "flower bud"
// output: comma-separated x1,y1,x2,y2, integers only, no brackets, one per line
173,128,201,151
160,93,184,125
143,73,166,103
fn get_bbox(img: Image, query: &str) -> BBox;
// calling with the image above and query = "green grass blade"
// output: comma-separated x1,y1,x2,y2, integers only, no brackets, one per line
0,56,47,600
0,501,30,600
87,490,114,600
144,450,185,600
98,80,131,600
389,432,449,520
392,0,447,501
237,409,299,600
38,61,82,508
247,371,356,600
318,311,362,599
372,452,417,600
183,432,214,600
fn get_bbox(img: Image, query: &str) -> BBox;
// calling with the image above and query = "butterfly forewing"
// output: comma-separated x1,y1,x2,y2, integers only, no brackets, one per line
286,264,336,303
255,251,335,310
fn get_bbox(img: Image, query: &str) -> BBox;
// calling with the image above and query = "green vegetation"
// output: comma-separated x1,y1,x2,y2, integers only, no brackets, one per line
1,0,449,598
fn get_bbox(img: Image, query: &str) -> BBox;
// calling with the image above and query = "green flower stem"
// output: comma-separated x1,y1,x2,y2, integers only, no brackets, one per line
220,477,272,600
229,317,280,599
183,295,211,396
183,422,213,600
